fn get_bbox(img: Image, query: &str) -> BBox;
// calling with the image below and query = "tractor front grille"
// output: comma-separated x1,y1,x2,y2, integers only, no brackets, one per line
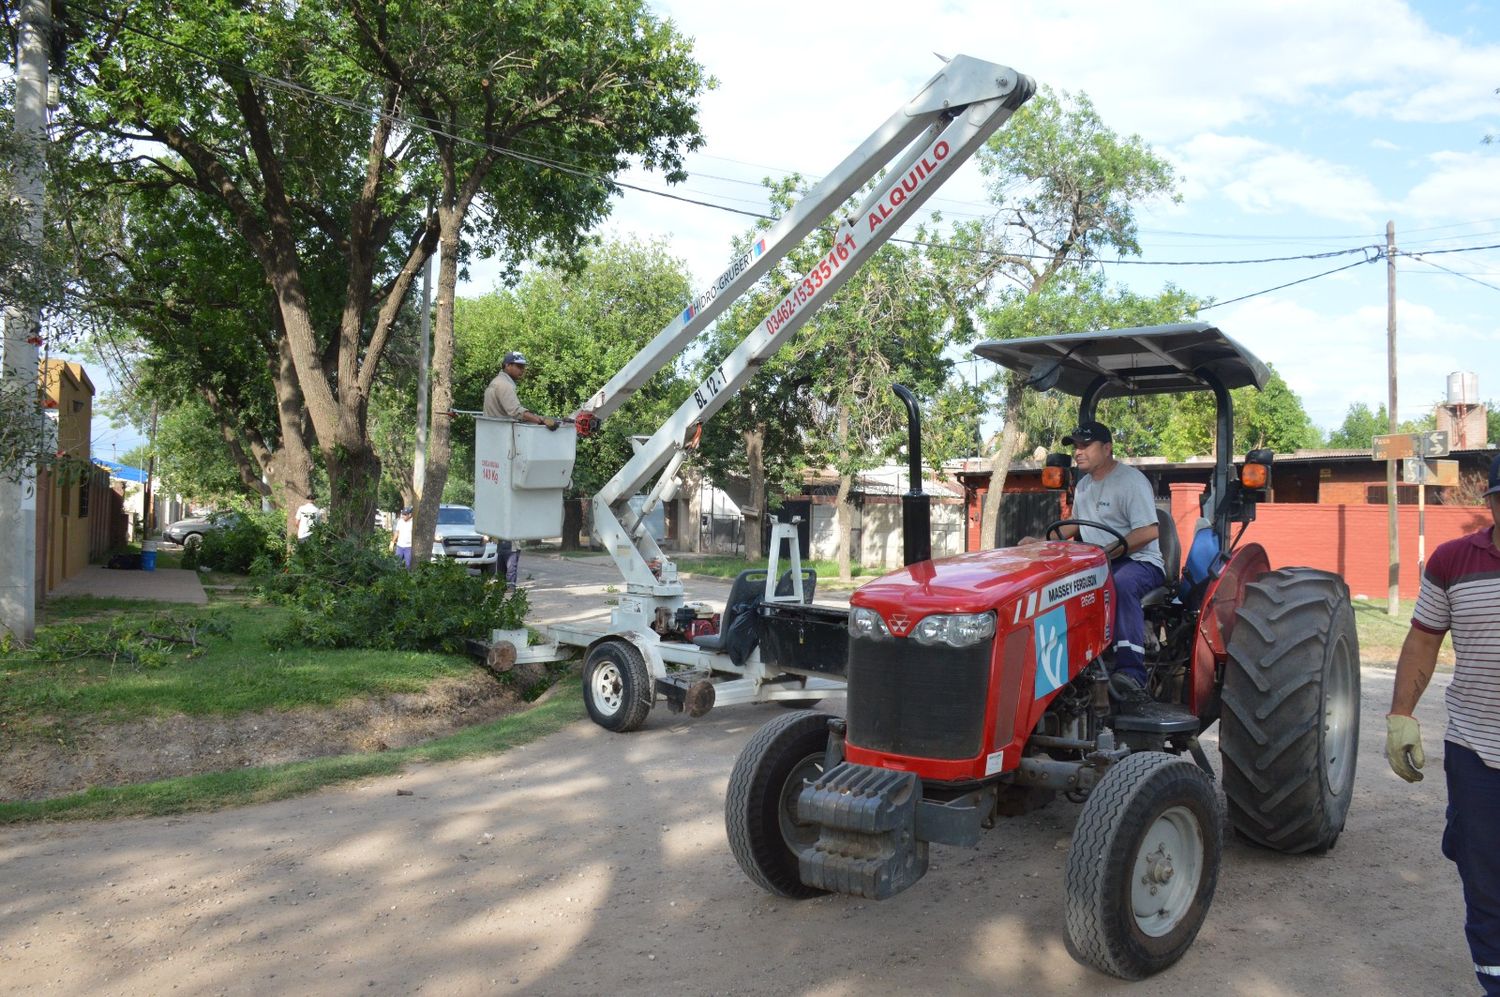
845,637,992,760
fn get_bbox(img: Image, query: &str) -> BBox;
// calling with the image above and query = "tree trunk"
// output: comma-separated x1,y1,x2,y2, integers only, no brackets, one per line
411,208,460,561
979,372,1026,550
836,407,853,581
744,423,765,558
561,498,583,550
325,428,381,536
268,337,316,537
836,472,854,582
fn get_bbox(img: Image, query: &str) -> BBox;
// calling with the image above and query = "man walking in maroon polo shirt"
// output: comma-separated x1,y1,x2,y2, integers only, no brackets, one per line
1387,453,1500,995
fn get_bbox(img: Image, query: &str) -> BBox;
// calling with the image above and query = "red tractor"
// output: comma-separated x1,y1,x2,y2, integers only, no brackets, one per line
725,323,1361,980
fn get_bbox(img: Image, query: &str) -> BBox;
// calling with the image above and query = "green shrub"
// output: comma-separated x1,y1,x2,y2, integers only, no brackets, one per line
199,509,284,574
254,527,392,602
265,558,528,653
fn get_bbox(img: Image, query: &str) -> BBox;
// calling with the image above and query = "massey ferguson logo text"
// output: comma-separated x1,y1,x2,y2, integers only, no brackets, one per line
1046,571,1101,604
682,239,766,324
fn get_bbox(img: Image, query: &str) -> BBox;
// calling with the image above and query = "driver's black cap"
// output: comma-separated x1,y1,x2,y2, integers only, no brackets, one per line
1063,421,1112,447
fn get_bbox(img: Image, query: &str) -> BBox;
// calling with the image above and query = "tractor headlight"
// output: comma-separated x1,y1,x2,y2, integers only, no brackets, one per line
848,606,892,640
911,611,996,648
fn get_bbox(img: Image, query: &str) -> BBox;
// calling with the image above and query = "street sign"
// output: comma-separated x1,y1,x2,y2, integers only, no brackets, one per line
1373,430,1449,461
1402,458,1460,486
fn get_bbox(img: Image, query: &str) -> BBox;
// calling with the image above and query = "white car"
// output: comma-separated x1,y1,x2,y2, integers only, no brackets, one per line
431,504,499,574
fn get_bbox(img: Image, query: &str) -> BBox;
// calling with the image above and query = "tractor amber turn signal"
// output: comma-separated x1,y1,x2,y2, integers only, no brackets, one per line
1042,465,1066,489
1240,462,1268,489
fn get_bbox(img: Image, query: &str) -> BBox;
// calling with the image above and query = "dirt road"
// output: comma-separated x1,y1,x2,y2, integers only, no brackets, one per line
0,556,1471,995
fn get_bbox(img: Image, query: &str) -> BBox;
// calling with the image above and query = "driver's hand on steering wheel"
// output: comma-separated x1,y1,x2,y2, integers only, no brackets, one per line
1018,535,1042,545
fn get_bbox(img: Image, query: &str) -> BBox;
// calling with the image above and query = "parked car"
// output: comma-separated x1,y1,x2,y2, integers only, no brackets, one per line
163,512,236,550
431,504,499,574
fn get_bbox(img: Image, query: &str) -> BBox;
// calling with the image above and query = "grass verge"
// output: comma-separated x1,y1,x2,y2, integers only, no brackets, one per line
1351,598,1453,668
9,597,475,732
0,680,585,824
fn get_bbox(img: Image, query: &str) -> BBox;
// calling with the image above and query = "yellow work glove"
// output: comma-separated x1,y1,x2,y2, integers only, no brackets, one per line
1385,714,1425,783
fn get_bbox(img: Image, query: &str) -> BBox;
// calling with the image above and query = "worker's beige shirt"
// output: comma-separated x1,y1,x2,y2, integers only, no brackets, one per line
483,370,529,420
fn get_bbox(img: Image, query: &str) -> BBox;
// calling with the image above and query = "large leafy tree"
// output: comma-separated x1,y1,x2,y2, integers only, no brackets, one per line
967,87,1179,547
59,0,708,553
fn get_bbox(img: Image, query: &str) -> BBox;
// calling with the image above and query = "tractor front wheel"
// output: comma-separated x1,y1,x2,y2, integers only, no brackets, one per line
1220,567,1360,853
581,640,653,732
1065,752,1222,980
725,710,831,899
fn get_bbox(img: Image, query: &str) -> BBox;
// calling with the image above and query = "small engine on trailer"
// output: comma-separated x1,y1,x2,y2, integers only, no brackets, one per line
725,323,1362,981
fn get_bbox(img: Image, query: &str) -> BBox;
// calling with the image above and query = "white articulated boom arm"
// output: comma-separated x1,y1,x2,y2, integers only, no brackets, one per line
581,55,1035,598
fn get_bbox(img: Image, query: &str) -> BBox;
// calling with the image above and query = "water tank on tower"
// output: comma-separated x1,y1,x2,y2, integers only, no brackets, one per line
1437,372,1486,450
1447,371,1479,406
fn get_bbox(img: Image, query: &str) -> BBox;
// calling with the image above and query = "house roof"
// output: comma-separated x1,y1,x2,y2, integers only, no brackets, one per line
93,458,149,484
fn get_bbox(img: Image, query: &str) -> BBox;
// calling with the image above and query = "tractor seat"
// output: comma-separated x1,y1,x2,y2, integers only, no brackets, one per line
1138,507,1180,610
692,568,815,652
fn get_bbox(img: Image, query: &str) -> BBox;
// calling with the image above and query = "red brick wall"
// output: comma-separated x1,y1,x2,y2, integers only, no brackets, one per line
1167,481,1491,600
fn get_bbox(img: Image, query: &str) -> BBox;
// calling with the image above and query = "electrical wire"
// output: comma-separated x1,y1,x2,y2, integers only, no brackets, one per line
1196,257,1378,311
1401,251,1500,293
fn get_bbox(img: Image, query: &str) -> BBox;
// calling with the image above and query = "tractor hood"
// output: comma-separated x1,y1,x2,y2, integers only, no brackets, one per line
851,543,1109,620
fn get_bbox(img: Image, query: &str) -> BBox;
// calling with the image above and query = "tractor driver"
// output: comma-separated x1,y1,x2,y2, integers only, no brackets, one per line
1031,421,1164,705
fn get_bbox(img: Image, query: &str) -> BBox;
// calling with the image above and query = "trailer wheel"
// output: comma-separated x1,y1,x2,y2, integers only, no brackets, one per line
581,640,653,732
1220,567,1360,853
725,710,831,899
1065,751,1222,980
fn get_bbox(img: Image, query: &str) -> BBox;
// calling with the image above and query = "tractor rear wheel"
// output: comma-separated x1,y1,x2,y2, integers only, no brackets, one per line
725,710,831,899
1220,567,1360,853
581,640,653,732
1065,751,1222,980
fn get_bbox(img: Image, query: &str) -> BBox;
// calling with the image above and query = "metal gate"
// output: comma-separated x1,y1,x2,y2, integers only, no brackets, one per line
988,491,1063,548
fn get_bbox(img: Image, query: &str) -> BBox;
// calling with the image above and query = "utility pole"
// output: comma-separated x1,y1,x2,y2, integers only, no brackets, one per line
0,0,50,642
1385,220,1400,616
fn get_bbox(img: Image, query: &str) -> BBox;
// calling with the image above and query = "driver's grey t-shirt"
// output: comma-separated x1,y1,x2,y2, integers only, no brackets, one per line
1072,461,1164,572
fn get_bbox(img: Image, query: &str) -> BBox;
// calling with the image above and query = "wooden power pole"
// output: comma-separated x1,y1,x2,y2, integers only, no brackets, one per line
1386,220,1400,616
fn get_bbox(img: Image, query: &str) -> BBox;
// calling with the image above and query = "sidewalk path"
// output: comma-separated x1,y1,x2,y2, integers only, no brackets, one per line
48,566,208,606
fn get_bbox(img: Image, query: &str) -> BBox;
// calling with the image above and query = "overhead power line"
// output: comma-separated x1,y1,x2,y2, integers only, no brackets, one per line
1401,251,1500,293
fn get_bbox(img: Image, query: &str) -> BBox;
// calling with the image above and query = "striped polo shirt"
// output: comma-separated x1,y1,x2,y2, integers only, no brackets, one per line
1411,526,1500,769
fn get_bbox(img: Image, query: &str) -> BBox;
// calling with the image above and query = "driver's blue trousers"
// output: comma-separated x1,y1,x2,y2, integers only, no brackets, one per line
1110,558,1164,686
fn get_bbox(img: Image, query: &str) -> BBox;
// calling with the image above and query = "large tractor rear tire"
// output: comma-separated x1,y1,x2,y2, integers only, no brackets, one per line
725,710,831,899
1065,751,1222,980
1220,567,1360,853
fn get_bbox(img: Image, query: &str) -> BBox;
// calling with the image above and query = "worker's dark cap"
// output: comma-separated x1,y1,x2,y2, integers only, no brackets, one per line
1062,421,1112,447
401,506,413,514
1486,453,1500,497
502,351,528,367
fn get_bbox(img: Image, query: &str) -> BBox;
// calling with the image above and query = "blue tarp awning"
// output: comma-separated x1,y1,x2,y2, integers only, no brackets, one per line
93,458,149,484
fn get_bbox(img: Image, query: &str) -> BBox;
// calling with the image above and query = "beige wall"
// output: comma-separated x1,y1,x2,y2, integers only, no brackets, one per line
809,498,966,568
40,360,95,591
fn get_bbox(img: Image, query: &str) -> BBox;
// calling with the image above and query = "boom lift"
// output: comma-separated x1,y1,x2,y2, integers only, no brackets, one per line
475,54,1035,730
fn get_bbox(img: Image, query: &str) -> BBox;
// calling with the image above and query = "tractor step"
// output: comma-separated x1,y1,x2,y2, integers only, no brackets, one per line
1111,701,1200,735
797,762,929,899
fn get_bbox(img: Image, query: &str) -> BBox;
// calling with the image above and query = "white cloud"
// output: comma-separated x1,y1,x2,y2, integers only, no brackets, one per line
1370,138,1401,151
1172,134,1386,224
1402,150,1500,223
1221,296,1498,427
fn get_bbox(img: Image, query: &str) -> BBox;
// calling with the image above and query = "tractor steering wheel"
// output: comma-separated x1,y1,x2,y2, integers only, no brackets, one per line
1044,518,1130,560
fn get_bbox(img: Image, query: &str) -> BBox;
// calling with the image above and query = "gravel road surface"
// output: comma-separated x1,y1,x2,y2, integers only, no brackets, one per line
0,555,1471,995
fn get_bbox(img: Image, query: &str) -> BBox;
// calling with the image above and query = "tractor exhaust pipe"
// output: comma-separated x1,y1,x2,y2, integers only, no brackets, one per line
892,384,931,566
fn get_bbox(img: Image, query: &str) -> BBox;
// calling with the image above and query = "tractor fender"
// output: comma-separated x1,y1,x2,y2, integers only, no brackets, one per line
583,630,668,680
1192,542,1270,717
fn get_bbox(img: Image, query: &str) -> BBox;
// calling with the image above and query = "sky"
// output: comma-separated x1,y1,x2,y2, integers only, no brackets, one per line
85,0,1500,459
461,0,1500,442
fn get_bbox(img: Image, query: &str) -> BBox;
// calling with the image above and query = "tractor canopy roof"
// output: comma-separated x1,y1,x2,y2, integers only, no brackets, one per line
972,322,1271,399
